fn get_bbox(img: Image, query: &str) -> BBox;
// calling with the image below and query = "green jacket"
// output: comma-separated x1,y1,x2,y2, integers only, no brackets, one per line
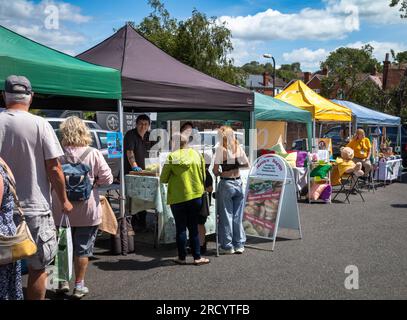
160,148,205,205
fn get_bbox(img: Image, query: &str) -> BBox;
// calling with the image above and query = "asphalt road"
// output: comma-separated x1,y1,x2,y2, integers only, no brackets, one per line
35,177,407,300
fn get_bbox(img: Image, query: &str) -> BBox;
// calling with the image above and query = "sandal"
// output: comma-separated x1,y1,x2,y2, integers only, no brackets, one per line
173,259,187,265
194,258,210,266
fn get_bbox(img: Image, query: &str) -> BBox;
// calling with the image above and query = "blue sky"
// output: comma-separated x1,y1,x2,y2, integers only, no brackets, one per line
1,0,406,71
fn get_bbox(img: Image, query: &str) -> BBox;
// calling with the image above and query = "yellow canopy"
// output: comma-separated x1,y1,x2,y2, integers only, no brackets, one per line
276,80,352,122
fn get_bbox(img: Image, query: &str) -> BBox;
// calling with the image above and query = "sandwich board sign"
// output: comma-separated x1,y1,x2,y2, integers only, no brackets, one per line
243,154,302,251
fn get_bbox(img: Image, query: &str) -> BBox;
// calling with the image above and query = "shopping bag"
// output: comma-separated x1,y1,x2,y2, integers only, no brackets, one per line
54,214,73,282
99,196,118,235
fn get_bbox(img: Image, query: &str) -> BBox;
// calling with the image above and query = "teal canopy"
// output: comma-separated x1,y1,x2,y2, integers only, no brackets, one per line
255,92,312,124
254,93,313,149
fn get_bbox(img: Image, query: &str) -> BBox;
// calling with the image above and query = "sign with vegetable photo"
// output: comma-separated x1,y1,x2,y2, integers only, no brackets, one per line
243,178,283,239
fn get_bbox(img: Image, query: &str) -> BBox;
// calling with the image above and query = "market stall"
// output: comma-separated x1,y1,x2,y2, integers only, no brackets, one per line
77,24,254,245
332,99,402,184
276,81,352,203
254,93,314,194
0,25,126,216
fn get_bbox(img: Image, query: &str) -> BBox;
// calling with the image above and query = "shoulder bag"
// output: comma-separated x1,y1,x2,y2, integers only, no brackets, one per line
0,159,37,266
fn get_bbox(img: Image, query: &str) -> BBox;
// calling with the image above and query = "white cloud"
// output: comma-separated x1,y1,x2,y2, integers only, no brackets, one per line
325,0,406,24
219,0,405,43
283,48,330,70
346,41,407,61
219,3,360,41
0,0,91,54
282,41,407,71
229,39,265,66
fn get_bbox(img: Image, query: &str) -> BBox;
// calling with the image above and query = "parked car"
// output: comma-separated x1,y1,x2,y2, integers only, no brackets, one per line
46,117,102,130
49,119,120,179
322,126,345,157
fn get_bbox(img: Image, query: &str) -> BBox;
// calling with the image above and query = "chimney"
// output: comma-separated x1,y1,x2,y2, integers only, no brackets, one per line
383,53,391,91
322,66,328,76
263,72,270,87
304,72,311,84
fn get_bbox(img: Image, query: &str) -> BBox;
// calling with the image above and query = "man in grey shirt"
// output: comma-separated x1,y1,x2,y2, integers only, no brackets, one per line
0,75,73,300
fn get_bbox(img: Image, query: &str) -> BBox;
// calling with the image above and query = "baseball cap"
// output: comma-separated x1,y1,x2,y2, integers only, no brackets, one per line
4,75,32,95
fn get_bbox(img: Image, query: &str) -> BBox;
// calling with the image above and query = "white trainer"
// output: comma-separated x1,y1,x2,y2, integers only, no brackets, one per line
218,247,235,255
235,247,245,254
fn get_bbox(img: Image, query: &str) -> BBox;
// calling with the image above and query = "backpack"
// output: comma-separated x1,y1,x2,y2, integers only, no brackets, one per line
62,148,94,201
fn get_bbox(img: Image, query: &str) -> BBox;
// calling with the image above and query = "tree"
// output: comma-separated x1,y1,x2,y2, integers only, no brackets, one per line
240,61,301,83
391,49,407,64
134,0,244,85
390,0,407,18
320,45,381,100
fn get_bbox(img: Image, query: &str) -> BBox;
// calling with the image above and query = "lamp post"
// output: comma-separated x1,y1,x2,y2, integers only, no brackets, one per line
263,53,276,97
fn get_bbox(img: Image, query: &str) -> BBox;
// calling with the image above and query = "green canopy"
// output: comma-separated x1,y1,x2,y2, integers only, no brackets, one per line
255,92,312,123
0,25,121,105
254,92,313,149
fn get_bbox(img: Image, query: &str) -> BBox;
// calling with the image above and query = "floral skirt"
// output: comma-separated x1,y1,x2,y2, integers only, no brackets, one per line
0,261,23,300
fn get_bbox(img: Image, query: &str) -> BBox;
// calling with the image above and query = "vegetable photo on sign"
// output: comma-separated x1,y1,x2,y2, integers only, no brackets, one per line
243,178,283,239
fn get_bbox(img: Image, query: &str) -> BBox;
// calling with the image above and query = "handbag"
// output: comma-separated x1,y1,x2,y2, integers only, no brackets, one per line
199,192,210,218
198,153,210,218
0,159,37,266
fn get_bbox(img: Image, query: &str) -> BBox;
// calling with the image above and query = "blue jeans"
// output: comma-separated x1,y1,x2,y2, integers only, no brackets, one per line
217,179,246,250
171,198,202,260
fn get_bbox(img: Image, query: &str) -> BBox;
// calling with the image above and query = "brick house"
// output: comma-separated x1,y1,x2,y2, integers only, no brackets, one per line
245,72,287,96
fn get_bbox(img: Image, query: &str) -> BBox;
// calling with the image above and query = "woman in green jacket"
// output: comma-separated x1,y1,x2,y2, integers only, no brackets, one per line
160,133,210,266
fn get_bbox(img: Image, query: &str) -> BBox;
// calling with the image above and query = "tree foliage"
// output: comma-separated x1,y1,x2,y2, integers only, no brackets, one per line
134,0,244,85
390,0,407,18
320,45,381,100
240,61,301,82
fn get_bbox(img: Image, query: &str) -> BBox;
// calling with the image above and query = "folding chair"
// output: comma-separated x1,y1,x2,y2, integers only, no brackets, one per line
332,173,365,203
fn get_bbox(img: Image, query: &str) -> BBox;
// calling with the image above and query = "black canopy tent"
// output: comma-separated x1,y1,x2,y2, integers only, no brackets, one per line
77,24,254,112
77,23,257,165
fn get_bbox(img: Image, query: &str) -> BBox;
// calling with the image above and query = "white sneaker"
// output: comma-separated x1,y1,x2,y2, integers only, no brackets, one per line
218,247,235,255
235,247,245,254
72,286,89,299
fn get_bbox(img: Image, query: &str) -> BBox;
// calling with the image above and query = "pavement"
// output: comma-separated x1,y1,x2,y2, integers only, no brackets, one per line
28,174,407,300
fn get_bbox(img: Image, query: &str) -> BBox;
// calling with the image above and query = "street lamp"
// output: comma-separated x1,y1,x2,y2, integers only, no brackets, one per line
263,53,276,97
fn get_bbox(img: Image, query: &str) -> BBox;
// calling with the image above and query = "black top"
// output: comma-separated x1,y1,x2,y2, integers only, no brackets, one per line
220,157,246,173
124,129,152,173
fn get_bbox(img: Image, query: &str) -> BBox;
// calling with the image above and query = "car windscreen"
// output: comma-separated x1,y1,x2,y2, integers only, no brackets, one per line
97,132,108,149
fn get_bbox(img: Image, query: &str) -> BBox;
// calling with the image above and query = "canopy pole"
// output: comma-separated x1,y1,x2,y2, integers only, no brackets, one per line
118,100,126,219
349,121,352,139
312,120,317,152
398,125,402,153
249,111,256,164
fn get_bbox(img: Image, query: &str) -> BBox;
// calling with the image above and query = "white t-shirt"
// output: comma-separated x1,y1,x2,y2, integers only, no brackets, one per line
0,110,63,216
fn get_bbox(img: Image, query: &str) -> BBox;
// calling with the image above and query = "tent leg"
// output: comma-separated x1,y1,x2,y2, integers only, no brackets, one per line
118,100,126,219
312,120,317,152
349,121,352,139
249,111,256,164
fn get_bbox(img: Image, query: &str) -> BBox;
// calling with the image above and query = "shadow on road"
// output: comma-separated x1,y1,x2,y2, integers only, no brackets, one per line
391,204,407,209
93,258,175,271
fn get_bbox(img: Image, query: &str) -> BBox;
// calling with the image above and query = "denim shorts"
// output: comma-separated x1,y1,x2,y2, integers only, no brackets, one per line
71,226,99,258
25,214,58,271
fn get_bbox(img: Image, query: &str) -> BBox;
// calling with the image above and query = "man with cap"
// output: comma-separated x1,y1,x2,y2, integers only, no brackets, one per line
0,75,73,300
